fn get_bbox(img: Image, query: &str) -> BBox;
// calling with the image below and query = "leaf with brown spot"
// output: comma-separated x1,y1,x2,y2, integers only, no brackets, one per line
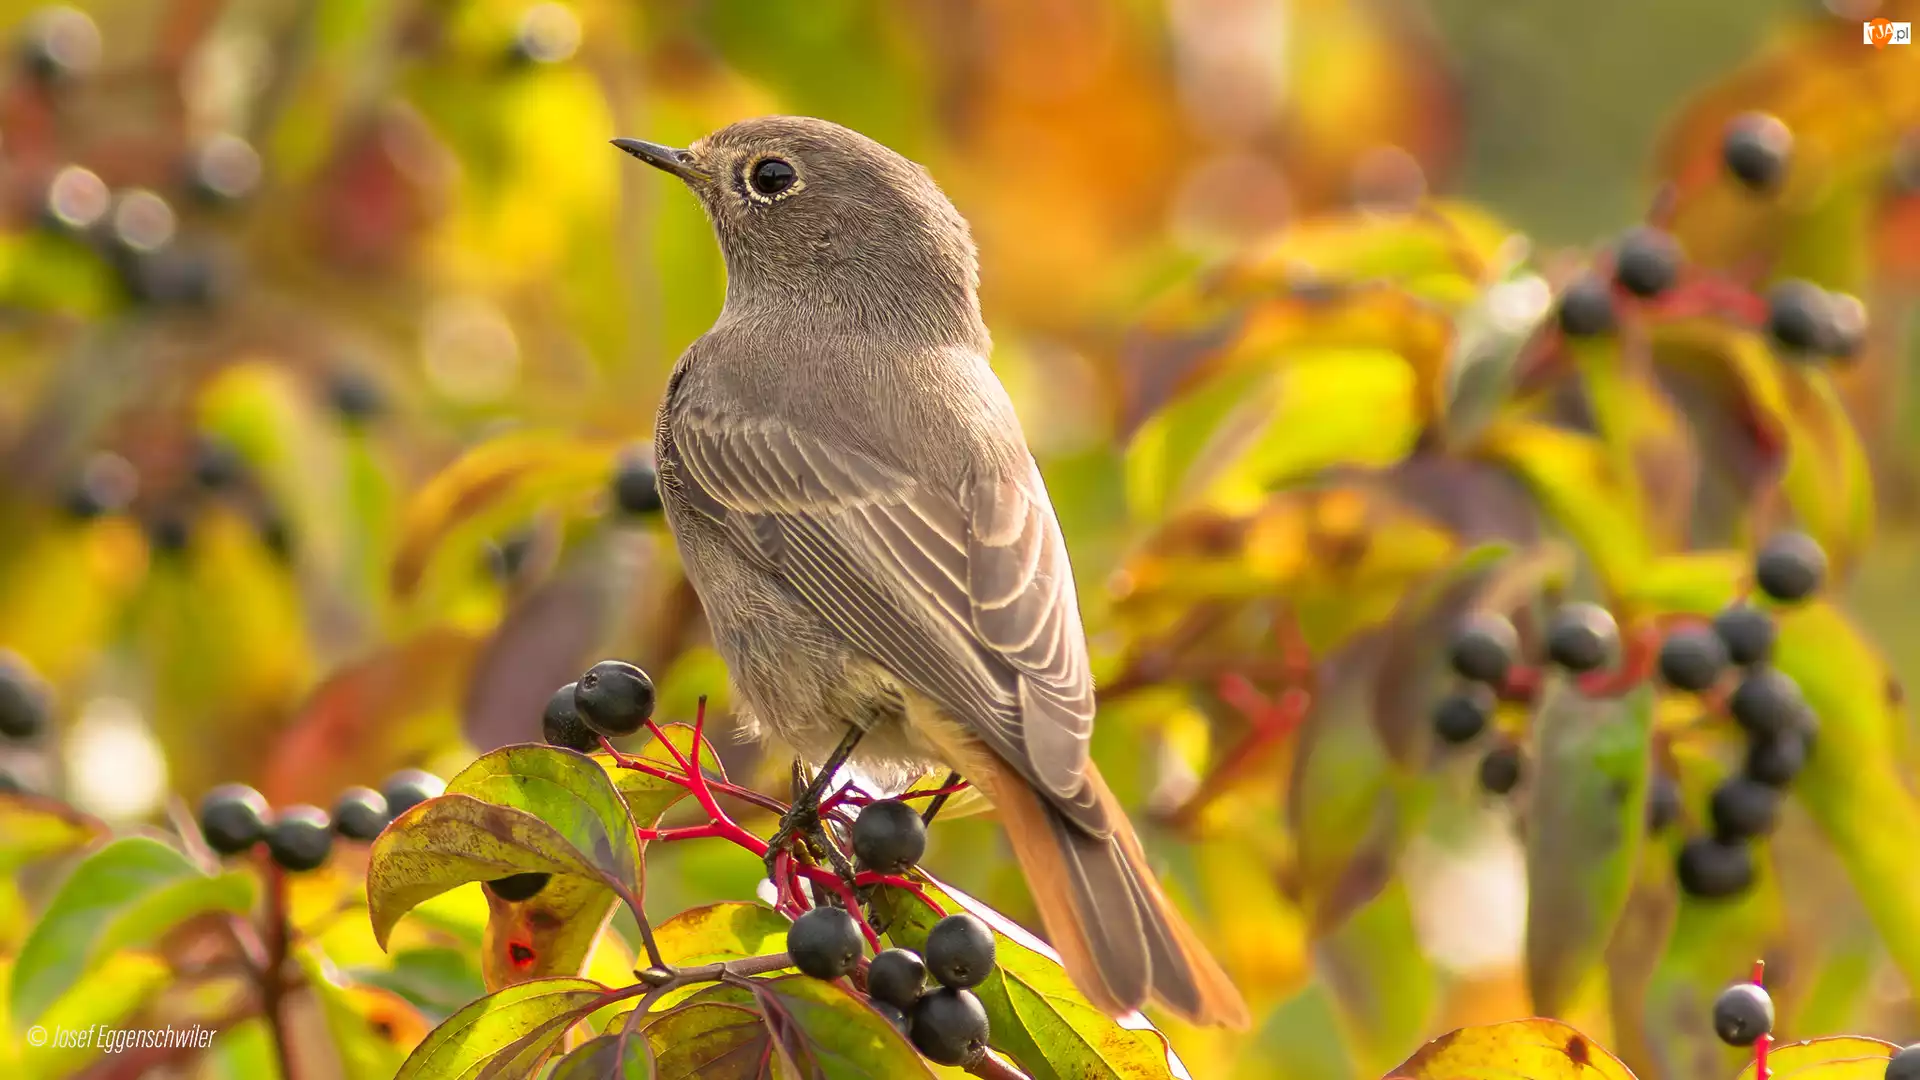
1387,1018,1638,1080
480,870,619,993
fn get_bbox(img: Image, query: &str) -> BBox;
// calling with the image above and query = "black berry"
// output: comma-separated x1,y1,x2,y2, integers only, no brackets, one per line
1613,227,1681,299
1729,669,1807,738
18,7,100,86
852,799,929,874
148,512,192,556
1677,836,1754,899
909,987,990,1067
1722,112,1792,192
1709,776,1779,841
509,3,581,65
1478,745,1523,795
1646,771,1683,833
1826,293,1868,361
381,769,444,818
1546,602,1617,673
871,1001,911,1038
266,805,335,872
0,655,50,741
542,682,600,753
1657,628,1727,693
327,370,384,425
1556,276,1616,338
1745,729,1808,788
1432,686,1494,745
199,783,270,855
1713,605,1775,667
484,872,551,903
187,134,263,204
1755,531,1825,604
1711,982,1774,1047
192,438,246,491
1448,612,1517,686
1766,279,1833,356
332,786,390,841
485,530,535,582
923,913,996,991
787,907,864,981
866,948,929,1010
611,456,662,516
1887,1044,1920,1080
573,660,655,738
0,770,21,794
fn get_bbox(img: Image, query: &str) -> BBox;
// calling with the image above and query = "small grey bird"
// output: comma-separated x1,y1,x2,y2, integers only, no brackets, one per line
615,116,1248,1028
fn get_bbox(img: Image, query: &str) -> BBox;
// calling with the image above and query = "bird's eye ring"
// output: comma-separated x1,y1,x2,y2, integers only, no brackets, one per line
746,157,798,199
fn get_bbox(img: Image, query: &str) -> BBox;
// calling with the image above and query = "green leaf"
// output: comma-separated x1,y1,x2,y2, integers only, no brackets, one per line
192,1018,281,1080
297,948,413,1080
1370,541,1516,765
10,837,255,1031
1287,635,1401,933
369,744,646,951
394,977,607,1080
549,1033,653,1079
352,947,487,1018
657,902,792,966
390,430,620,606
1474,419,1650,593
1734,1037,1901,1080
873,877,1179,1080
1771,603,1920,1000
0,794,105,876
636,975,934,1079
1313,880,1436,1078
447,745,646,890
1523,680,1654,1017
368,795,631,952
16,953,173,1080
635,999,772,1076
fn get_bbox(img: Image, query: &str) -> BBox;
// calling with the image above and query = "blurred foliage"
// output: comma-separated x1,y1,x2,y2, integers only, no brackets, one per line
0,0,1918,1077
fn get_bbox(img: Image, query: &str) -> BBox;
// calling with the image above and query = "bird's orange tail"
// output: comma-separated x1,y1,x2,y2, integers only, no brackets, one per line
970,755,1251,1029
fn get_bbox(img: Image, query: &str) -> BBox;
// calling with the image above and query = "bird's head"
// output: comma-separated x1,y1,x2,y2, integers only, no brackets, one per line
614,116,981,337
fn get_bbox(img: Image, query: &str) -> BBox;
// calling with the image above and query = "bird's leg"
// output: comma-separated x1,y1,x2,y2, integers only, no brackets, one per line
920,770,964,825
763,724,865,887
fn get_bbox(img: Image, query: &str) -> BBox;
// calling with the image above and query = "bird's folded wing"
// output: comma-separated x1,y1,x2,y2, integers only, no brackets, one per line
670,405,1106,835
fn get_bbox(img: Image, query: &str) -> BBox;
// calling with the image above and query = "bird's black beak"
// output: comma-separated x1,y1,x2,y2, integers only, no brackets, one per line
611,138,709,182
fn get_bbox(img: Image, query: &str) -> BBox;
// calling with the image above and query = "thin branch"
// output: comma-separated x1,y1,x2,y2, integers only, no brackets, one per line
968,1049,1035,1080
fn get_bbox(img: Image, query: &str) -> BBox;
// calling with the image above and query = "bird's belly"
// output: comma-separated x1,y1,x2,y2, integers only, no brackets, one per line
666,509,950,791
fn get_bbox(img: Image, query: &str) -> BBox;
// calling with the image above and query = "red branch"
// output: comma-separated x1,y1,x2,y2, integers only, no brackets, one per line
1752,959,1771,1080
603,698,946,951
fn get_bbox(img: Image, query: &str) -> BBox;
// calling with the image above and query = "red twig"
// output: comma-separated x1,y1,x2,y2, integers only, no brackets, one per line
603,696,945,948
1752,959,1771,1080
1161,673,1311,829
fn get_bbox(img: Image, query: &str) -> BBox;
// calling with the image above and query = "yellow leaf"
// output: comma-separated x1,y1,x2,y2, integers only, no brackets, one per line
1388,1018,1636,1080
1735,1037,1902,1080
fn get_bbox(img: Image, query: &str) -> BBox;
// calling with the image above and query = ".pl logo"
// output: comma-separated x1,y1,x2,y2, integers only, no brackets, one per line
1865,18,1912,48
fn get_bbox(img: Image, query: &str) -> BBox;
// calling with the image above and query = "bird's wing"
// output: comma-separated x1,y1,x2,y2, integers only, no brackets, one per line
667,402,1106,835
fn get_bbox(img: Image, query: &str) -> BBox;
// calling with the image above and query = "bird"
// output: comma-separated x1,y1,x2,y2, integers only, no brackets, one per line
614,115,1249,1029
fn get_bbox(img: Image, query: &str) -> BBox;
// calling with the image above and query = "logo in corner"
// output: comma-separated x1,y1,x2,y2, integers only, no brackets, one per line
1865,18,1912,48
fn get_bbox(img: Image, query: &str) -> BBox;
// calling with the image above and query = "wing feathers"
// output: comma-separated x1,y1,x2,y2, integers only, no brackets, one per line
670,399,1105,833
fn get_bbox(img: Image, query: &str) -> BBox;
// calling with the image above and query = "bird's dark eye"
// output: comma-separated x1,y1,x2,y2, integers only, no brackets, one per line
749,158,796,197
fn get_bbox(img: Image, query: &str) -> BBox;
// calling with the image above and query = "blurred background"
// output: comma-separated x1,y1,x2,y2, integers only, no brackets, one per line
0,0,1917,1077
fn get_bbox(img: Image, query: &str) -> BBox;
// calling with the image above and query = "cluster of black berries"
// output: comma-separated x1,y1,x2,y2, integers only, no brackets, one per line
790,853,994,1070
1556,225,1686,339
610,451,663,517
540,659,659,752
1437,601,1620,795
197,768,444,873
1665,531,1827,899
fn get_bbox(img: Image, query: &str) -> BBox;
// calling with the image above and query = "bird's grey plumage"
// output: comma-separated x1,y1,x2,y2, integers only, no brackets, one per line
626,115,1248,1026
651,116,1104,833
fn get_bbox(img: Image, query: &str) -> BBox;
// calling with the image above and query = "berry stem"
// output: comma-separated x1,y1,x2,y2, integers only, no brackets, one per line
255,851,300,1080
1752,959,1771,1080
1163,675,1310,830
